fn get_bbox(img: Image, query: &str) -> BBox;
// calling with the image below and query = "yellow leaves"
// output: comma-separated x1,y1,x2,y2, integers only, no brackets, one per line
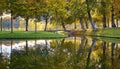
114,0,120,12
114,0,120,18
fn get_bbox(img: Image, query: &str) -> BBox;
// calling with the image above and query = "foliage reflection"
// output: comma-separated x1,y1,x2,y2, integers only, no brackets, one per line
0,37,120,69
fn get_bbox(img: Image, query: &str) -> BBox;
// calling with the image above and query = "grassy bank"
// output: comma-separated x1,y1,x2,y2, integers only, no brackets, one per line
0,31,67,39
86,28,120,38
73,28,120,38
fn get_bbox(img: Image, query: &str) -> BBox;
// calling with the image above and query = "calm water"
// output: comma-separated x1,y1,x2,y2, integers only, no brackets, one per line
0,36,120,69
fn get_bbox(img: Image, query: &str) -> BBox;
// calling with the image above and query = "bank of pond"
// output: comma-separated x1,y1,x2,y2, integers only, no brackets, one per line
0,31,67,39
73,28,120,39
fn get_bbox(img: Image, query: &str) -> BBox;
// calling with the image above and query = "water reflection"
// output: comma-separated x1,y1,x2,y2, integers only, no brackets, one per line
0,37,120,69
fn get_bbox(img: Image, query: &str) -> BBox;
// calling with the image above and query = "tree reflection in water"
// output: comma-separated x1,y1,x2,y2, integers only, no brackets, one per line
0,37,120,69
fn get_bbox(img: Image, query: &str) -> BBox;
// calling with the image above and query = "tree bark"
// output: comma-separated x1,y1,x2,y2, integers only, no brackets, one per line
61,18,66,31
101,1,107,28
103,14,107,28
85,19,89,29
25,17,29,31
74,18,77,29
0,16,2,31
87,11,97,31
111,6,116,28
35,21,37,33
86,0,97,31
44,16,48,31
55,10,58,32
80,18,85,31
107,18,110,28
11,11,13,33
116,19,119,27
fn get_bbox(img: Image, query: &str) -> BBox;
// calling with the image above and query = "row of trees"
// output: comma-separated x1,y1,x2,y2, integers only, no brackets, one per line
0,0,120,33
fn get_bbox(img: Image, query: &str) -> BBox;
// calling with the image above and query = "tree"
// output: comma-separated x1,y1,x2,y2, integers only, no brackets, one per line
101,1,107,28
47,0,70,31
5,0,18,33
111,2,116,27
0,0,6,31
71,0,86,31
86,0,97,31
14,0,35,31
114,0,120,27
32,0,47,32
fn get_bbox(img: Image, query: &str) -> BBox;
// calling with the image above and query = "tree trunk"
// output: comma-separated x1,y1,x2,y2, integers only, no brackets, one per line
74,18,77,29
116,19,119,27
44,16,48,31
80,18,85,31
85,19,89,29
107,18,110,28
11,11,13,33
55,10,58,32
61,18,66,31
0,16,2,31
25,17,29,31
35,21,37,33
101,1,107,28
111,6,116,28
103,14,107,28
86,0,97,31
87,11,97,31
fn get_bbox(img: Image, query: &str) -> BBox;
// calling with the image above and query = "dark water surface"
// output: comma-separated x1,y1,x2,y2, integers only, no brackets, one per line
0,36,120,69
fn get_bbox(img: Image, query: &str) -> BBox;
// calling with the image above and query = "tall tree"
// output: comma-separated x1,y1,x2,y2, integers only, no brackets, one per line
71,0,86,31
15,0,35,31
101,1,107,28
86,0,97,31
111,6,116,27
6,0,18,33
33,0,47,32
47,0,70,31
0,0,6,31
114,0,120,27
43,12,49,31
97,0,111,28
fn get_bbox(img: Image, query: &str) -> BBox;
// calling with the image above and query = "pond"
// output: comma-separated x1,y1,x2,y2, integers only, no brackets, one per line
0,36,120,69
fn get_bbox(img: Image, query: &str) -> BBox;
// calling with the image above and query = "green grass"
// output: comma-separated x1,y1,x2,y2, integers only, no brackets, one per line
0,31,67,39
86,28,120,38
89,28,120,43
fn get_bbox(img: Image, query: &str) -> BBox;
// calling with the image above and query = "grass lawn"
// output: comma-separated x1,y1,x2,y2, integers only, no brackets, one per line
87,28,120,38
0,31,67,39
73,28,120,38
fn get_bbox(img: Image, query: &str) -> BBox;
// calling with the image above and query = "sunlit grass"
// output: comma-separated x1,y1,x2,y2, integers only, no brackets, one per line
0,31,67,39
88,28,120,38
